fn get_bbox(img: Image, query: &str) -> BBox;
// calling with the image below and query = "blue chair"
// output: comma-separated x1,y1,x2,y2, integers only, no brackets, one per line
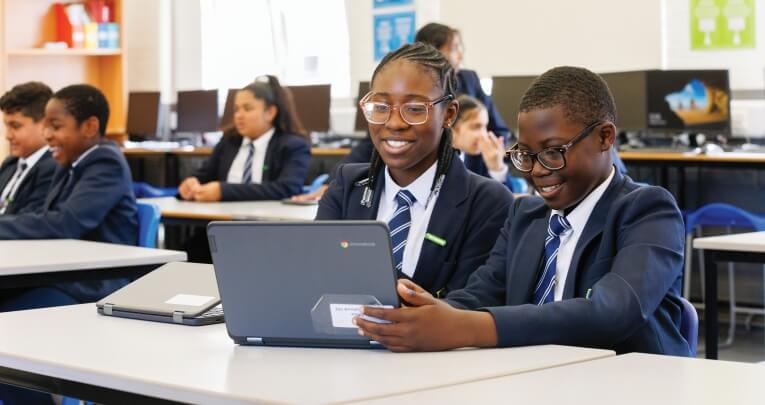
137,202,161,248
132,182,177,198
683,203,765,346
678,296,699,356
303,173,329,194
509,177,528,194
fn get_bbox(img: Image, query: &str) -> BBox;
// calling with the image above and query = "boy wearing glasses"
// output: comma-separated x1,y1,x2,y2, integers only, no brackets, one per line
354,66,690,356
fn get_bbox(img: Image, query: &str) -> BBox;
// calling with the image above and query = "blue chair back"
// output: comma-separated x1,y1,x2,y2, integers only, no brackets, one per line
678,296,698,356
133,182,178,198
508,177,528,194
684,203,765,235
303,173,330,194
136,202,161,248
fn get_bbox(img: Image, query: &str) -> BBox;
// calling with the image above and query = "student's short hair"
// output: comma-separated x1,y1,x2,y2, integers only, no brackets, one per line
52,84,110,137
454,94,486,125
0,81,53,122
240,75,307,140
415,22,459,50
519,66,617,126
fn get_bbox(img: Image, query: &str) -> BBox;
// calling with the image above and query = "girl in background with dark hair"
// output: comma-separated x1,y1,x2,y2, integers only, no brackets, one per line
317,43,512,297
178,75,310,202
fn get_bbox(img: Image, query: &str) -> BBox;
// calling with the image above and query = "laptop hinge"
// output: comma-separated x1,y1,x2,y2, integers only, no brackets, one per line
246,337,264,345
172,311,185,324
103,303,114,315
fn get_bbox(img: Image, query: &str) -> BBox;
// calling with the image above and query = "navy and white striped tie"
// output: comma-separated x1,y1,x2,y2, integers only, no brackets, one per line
533,214,572,305
388,190,416,272
241,142,255,184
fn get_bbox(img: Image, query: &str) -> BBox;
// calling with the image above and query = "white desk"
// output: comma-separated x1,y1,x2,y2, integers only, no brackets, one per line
0,239,186,275
0,304,614,404
139,197,318,222
352,353,765,405
692,231,765,359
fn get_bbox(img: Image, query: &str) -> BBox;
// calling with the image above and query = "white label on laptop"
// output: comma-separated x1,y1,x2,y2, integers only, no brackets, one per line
165,294,215,307
330,304,392,328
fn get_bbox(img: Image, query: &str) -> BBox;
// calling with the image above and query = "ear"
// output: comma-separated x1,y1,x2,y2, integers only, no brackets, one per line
598,121,616,151
80,116,101,140
264,104,278,123
443,99,459,128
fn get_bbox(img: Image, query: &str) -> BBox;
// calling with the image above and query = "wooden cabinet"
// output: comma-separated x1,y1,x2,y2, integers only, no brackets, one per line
0,0,127,160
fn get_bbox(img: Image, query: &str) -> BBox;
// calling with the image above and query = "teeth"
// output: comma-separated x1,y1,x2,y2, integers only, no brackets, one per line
385,140,410,148
540,184,561,193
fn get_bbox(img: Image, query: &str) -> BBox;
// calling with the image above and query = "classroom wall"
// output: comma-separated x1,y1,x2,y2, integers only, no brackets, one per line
438,0,664,76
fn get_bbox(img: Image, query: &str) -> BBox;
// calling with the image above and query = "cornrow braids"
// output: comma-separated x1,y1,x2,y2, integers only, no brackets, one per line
360,42,458,208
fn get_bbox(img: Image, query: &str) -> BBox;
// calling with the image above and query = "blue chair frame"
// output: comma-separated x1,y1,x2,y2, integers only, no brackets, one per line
136,202,161,248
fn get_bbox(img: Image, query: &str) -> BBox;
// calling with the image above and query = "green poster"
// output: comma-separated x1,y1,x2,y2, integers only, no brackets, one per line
691,0,756,50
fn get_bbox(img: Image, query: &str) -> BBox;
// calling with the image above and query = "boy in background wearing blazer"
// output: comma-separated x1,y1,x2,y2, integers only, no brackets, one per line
0,82,57,215
355,67,690,357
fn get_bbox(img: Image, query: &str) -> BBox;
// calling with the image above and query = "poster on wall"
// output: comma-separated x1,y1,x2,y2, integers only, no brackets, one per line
373,11,416,61
691,0,756,50
373,0,413,8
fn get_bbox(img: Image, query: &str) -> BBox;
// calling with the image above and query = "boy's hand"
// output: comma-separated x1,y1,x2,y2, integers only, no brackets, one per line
178,177,201,200
353,279,498,352
477,131,506,172
193,181,222,202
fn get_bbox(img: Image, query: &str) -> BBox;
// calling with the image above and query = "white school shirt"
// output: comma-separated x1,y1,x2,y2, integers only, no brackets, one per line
226,128,275,184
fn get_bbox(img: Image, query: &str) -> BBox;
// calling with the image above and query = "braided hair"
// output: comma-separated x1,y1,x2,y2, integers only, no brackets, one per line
361,42,458,208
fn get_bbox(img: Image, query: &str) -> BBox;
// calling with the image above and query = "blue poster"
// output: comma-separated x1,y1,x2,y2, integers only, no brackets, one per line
374,11,416,60
373,0,413,8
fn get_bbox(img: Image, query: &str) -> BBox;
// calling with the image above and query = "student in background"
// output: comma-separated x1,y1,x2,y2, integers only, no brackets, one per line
178,75,310,202
0,82,57,215
0,84,138,405
452,94,526,192
318,43,513,297
354,66,690,356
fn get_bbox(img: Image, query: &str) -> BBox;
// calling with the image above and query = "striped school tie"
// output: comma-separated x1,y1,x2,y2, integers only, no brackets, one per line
241,142,255,184
388,190,416,272
532,214,572,305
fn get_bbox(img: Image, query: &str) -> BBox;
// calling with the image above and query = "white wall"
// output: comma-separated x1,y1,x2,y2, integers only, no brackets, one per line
439,0,664,77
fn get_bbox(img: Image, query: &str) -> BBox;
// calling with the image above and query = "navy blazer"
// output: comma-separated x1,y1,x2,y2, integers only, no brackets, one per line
0,141,138,302
194,130,310,201
0,151,56,215
317,155,513,296
445,171,690,356
457,69,509,137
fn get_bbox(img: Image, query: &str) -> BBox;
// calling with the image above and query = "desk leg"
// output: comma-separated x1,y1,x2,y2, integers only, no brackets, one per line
704,251,718,359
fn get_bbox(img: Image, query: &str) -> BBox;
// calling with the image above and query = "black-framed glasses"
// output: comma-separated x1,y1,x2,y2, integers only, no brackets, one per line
506,121,603,173
359,92,453,125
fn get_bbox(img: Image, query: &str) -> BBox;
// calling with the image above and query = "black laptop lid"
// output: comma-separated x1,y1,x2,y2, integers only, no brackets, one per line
207,221,400,347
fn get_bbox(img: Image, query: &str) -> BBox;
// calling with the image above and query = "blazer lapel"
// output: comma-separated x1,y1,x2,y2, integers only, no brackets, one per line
346,166,385,220
0,158,17,191
46,168,72,210
411,157,470,290
219,135,242,180
562,171,627,298
506,213,549,304
262,130,280,183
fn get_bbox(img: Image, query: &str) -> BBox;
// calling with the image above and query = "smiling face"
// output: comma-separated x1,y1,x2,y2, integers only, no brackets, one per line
3,111,47,158
233,89,277,139
367,59,457,187
516,105,614,210
44,98,99,166
452,107,489,155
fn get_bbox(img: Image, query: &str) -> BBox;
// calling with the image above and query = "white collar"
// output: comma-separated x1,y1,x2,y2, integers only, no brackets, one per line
71,144,99,168
19,145,49,169
383,161,438,208
551,166,615,232
243,127,275,149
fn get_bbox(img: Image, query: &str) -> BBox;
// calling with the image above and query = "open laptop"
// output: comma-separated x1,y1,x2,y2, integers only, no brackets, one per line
208,221,400,348
96,262,224,326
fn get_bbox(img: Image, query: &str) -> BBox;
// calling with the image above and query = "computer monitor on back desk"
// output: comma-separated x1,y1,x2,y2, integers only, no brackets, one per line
126,91,161,140
287,84,331,134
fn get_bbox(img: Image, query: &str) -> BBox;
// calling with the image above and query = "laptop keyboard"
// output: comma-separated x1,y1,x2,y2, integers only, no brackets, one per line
199,304,224,319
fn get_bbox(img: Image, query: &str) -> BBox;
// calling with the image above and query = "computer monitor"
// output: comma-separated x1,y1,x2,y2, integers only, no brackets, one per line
490,75,538,133
287,84,331,133
645,70,731,134
218,89,238,131
126,91,161,139
599,71,650,132
176,90,219,133
354,81,370,132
